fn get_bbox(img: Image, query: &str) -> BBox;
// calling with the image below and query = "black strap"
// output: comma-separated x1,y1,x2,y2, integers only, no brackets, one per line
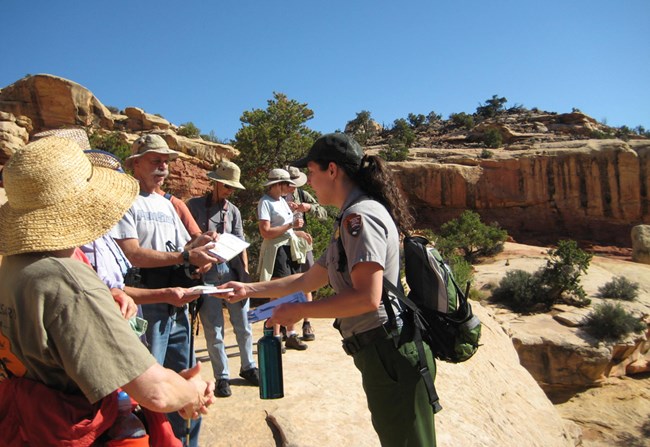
335,202,442,412
384,280,442,413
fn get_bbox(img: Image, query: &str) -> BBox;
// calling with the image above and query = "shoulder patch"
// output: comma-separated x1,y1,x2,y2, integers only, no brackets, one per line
344,213,363,237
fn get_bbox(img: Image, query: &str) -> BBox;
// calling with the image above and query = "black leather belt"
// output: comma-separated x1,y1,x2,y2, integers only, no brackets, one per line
341,324,391,356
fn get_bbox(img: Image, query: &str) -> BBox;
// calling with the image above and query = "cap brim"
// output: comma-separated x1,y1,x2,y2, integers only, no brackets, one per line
291,156,311,168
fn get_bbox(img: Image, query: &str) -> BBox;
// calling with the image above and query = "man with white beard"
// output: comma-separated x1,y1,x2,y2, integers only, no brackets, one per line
111,134,221,446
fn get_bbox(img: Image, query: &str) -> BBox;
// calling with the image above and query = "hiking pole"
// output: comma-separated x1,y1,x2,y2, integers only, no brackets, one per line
185,299,200,447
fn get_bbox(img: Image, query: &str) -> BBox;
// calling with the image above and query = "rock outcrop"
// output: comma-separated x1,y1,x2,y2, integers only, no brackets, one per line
0,112,30,164
0,74,239,197
0,74,114,132
474,243,650,396
632,225,650,265
392,139,650,246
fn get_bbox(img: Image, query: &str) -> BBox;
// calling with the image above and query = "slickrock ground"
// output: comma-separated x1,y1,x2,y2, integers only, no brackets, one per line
197,242,649,446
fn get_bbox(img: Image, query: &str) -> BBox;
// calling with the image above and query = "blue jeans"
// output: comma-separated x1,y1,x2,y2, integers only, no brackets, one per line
141,303,201,447
199,268,256,380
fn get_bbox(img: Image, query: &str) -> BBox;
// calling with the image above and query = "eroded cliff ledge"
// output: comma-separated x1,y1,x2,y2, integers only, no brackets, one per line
391,139,650,247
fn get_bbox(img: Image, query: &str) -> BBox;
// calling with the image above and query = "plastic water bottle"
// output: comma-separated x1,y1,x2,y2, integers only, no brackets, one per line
106,390,147,439
258,325,284,399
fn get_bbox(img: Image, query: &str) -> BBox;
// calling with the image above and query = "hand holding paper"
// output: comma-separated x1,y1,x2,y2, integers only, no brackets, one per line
207,233,250,262
247,292,307,323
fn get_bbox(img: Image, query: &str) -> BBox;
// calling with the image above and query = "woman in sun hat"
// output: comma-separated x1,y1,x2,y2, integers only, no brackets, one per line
187,160,259,398
283,165,329,342
257,168,312,351
223,133,437,446
0,136,215,445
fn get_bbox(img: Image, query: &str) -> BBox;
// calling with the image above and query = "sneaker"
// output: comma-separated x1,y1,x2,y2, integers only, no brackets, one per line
216,379,232,398
285,333,308,351
302,321,315,341
239,367,260,386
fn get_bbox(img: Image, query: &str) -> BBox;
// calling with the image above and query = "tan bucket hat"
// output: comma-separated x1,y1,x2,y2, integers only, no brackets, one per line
263,168,296,187
0,136,139,255
124,134,179,169
207,160,245,189
287,166,307,187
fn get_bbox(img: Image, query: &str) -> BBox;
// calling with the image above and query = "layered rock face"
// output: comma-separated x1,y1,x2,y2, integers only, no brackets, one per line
0,74,238,196
0,74,114,133
393,139,650,246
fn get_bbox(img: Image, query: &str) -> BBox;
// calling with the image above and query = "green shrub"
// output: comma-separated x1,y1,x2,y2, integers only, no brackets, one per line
407,113,426,128
390,118,416,148
476,95,507,118
491,270,542,313
492,239,592,313
479,149,494,159
538,240,592,307
482,128,503,148
177,122,201,138
436,210,507,262
598,276,639,301
379,141,409,161
106,105,120,114
449,112,474,130
584,302,646,341
88,131,131,161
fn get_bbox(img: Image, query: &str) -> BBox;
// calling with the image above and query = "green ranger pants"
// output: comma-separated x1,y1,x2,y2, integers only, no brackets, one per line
352,336,437,447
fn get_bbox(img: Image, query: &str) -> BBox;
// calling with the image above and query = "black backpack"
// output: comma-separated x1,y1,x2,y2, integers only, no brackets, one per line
381,234,481,412
389,235,481,362
337,224,481,412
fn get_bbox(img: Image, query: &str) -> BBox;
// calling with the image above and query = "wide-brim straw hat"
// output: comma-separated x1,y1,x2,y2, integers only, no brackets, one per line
207,160,245,189
32,128,91,150
0,136,139,255
287,166,307,187
263,168,296,187
124,134,179,169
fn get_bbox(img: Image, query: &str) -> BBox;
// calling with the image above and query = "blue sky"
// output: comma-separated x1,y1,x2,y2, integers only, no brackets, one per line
2,0,648,141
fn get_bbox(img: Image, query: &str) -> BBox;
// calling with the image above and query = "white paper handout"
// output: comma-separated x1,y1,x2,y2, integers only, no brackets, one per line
188,285,234,295
208,233,250,262
247,291,307,323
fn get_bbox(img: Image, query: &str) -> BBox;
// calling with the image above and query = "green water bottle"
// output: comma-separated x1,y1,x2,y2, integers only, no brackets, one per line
258,325,284,399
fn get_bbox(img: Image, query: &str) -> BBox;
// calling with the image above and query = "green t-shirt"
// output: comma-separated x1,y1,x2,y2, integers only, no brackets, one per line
0,254,156,403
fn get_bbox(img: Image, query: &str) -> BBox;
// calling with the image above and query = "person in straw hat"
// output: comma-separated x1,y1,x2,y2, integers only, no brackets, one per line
283,166,329,342
111,133,222,446
257,168,313,351
0,136,215,445
187,160,259,398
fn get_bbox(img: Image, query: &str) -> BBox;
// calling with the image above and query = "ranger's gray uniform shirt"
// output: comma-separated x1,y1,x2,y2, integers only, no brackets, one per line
316,187,400,339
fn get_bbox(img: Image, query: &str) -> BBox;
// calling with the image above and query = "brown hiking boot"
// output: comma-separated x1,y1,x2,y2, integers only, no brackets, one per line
285,333,308,351
302,321,315,341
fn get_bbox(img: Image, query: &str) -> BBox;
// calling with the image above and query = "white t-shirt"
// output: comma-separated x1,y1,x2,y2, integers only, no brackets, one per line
257,194,293,228
111,192,190,252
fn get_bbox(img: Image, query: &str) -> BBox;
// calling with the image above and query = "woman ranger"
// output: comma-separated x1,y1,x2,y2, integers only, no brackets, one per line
224,133,436,446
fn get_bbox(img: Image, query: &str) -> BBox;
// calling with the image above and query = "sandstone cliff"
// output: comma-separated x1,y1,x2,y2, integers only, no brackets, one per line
391,139,650,247
0,74,237,188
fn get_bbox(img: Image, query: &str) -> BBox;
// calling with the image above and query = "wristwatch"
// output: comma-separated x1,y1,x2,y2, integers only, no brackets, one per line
182,250,190,267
